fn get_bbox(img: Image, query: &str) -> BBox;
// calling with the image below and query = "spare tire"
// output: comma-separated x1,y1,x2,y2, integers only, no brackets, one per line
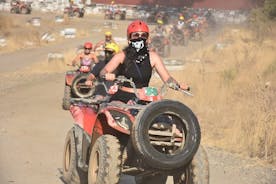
131,99,201,170
72,73,95,98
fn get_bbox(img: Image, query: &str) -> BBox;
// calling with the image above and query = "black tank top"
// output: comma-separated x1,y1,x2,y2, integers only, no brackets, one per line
110,50,152,103
118,51,152,88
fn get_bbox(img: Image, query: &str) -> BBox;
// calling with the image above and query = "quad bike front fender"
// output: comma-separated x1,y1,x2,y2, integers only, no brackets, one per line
70,105,98,136
99,108,133,135
65,73,76,86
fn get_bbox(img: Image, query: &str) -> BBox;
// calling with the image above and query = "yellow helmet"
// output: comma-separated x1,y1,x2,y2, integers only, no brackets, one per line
179,16,185,20
105,42,120,54
105,31,112,36
157,19,163,25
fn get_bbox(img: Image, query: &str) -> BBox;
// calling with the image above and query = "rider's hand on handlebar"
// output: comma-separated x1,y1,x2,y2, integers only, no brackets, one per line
180,83,190,91
105,73,116,81
85,80,93,86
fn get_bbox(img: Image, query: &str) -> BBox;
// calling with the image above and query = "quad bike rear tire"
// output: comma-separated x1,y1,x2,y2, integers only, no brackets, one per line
72,74,95,98
88,135,122,184
62,128,87,184
131,99,201,170
173,145,209,184
62,85,71,110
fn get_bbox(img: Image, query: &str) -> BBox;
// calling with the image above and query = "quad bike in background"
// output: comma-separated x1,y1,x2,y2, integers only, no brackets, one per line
104,9,126,20
62,63,95,110
10,0,32,14
169,26,189,47
150,33,171,57
61,76,209,184
64,5,85,18
188,21,203,41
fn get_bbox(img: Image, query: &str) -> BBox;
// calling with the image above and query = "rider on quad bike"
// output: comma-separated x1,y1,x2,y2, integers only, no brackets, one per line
61,42,98,110
85,42,120,86
72,42,98,68
149,19,171,57
93,31,118,60
85,42,120,100
62,20,208,184
100,20,188,102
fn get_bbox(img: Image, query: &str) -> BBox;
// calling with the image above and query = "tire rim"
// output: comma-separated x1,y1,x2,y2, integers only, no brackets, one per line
64,140,71,171
73,77,93,97
90,150,99,183
148,114,187,155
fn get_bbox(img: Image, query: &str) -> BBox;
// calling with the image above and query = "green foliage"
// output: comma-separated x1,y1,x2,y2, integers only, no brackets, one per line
221,68,237,85
264,0,276,19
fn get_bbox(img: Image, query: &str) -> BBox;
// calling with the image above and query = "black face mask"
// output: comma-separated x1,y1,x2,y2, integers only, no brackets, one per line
129,38,148,54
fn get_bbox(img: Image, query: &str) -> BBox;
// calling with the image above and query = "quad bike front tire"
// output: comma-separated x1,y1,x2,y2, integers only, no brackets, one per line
72,74,95,98
173,145,209,184
62,128,87,184
88,135,122,184
62,85,71,110
131,99,201,170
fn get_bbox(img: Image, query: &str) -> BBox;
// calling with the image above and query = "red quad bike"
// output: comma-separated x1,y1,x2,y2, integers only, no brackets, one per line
170,26,189,47
62,64,95,110
10,1,32,14
189,21,203,42
64,5,85,18
104,9,126,20
150,33,171,58
61,76,209,184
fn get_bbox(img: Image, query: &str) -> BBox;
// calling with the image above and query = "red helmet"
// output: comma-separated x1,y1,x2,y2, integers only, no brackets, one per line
84,42,93,49
127,20,149,39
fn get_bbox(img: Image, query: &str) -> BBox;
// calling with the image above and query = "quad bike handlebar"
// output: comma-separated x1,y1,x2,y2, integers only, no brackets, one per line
70,75,193,105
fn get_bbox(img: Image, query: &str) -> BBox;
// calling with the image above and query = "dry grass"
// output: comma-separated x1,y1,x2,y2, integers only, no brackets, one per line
162,25,276,164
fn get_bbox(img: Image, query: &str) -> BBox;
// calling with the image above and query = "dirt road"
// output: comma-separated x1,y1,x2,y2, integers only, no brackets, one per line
0,11,275,184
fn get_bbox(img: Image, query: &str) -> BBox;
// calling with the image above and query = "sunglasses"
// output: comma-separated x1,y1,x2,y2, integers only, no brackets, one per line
131,32,149,39
84,48,92,50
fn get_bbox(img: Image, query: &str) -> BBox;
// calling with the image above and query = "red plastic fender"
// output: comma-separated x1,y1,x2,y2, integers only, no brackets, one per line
65,73,76,86
70,105,97,136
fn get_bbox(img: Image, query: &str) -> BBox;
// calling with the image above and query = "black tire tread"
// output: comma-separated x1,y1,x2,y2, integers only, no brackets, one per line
88,135,122,184
132,99,201,170
62,128,86,184
62,85,71,110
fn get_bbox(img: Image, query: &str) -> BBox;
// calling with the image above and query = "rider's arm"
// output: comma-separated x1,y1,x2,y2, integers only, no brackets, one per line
92,53,99,63
150,51,190,90
72,54,81,66
99,52,124,80
93,40,104,51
